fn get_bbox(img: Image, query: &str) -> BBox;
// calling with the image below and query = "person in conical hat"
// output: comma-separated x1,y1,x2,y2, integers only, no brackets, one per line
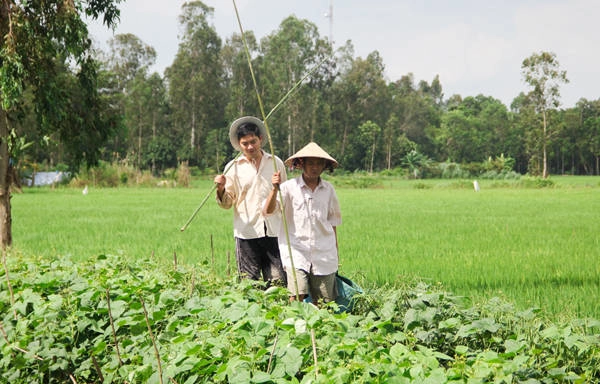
264,142,342,305
284,142,338,172
214,116,287,285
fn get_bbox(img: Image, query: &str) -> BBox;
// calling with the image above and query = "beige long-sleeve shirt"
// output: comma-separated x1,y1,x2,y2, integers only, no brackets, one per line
217,151,287,239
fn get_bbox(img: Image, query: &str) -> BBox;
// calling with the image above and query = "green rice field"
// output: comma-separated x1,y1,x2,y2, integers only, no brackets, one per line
9,176,600,320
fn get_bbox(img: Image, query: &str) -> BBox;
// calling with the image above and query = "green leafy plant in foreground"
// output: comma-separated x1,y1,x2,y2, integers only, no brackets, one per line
1,253,599,383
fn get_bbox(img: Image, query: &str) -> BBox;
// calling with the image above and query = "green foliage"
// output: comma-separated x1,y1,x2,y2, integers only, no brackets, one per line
425,155,520,181
70,160,194,188
483,154,516,172
0,49,25,109
73,160,121,187
176,161,192,187
402,150,432,179
12,178,600,319
1,253,598,383
412,182,432,189
5,4,600,179
519,176,556,188
479,170,522,180
438,161,470,179
330,174,383,189
379,167,407,177
2,1,122,171
144,136,179,171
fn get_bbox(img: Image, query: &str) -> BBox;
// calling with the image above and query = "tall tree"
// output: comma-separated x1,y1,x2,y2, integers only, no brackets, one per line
521,51,569,178
165,1,224,167
259,16,331,157
383,113,399,170
0,0,121,247
329,40,356,160
438,108,477,163
576,98,600,175
388,74,439,164
127,71,169,170
106,33,156,91
221,32,259,123
104,33,157,166
359,120,381,173
509,93,535,173
334,51,389,169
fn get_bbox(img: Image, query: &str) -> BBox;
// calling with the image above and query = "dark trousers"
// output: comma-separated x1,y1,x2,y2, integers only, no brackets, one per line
235,236,286,285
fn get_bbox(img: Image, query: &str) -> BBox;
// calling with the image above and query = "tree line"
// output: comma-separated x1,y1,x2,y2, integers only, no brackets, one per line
11,2,600,179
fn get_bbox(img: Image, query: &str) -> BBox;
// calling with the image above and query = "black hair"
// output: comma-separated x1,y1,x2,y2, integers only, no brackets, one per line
236,122,262,141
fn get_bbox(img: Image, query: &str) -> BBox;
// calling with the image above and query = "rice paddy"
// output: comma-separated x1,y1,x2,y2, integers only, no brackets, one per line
9,176,600,320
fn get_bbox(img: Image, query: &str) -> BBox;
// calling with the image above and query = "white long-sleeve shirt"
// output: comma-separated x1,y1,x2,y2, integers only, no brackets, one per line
276,176,342,275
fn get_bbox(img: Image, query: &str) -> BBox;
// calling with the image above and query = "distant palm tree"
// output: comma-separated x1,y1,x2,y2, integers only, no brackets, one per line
402,150,431,179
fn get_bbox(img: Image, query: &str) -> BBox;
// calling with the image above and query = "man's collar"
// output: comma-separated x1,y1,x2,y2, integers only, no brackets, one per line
299,175,322,189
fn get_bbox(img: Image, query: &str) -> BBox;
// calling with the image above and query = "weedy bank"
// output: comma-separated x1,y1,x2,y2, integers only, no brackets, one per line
1,253,599,383
10,176,600,319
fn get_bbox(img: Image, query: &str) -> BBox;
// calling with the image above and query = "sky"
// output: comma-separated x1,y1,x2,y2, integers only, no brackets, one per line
87,0,599,108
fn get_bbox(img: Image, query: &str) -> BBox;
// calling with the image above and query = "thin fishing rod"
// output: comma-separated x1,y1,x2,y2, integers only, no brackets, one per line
181,4,331,301
264,55,330,122
232,0,301,300
179,58,327,233
179,152,241,232
232,2,272,157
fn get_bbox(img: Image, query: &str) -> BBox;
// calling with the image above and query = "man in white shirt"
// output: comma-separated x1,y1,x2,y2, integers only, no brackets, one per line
264,142,342,304
214,116,287,285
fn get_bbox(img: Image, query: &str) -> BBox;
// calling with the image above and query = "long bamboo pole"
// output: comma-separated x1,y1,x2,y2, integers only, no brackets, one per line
178,53,329,232
179,153,240,232
231,0,302,300
181,1,331,302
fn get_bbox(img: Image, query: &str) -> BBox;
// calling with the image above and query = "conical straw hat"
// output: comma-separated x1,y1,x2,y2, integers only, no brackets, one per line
229,116,267,151
284,142,338,168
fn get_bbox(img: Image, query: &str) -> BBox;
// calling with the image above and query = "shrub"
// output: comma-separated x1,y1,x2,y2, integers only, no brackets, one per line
448,180,473,189
2,253,598,383
119,172,128,185
439,161,471,179
413,182,432,189
331,174,382,189
379,167,406,177
177,161,191,187
520,176,556,188
479,170,522,180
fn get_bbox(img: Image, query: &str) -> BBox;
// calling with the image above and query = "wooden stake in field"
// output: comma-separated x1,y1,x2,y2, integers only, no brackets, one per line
105,288,123,367
1,248,17,320
139,295,164,384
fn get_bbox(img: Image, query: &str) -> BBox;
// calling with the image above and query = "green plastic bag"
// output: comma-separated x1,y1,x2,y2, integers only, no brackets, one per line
335,274,363,313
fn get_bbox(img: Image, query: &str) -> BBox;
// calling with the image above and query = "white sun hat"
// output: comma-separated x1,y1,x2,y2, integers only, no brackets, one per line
284,142,338,169
229,116,267,151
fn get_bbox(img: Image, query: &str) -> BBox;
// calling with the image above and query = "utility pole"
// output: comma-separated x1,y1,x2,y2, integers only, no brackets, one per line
324,0,333,47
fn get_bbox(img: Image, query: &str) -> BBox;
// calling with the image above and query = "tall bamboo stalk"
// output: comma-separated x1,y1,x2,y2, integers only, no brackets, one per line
139,295,164,384
232,0,301,300
105,288,123,366
1,248,17,320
